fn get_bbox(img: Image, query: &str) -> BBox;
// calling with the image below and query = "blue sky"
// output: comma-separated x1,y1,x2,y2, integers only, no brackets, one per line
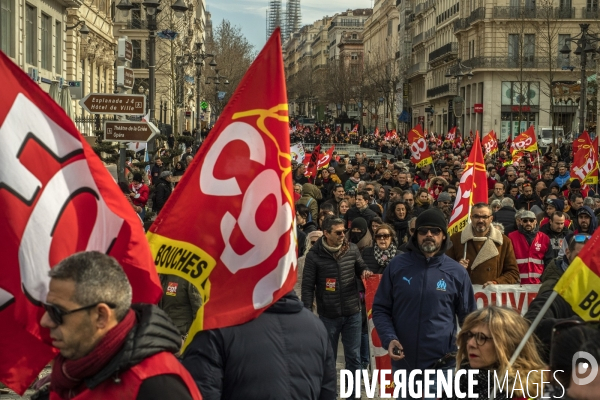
206,0,372,52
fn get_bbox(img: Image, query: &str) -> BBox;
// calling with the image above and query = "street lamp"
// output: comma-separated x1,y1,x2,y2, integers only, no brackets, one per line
560,23,600,135
445,59,473,136
193,42,216,141
205,69,230,123
66,20,90,39
116,0,189,157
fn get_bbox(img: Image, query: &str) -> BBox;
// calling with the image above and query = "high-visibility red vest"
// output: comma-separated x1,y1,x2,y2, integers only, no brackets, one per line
51,351,202,400
508,231,550,284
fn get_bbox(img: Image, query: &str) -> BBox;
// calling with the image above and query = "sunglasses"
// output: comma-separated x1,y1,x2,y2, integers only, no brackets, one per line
330,230,346,236
522,218,536,223
417,227,443,236
375,234,391,240
570,234,591,245
43,302,115,325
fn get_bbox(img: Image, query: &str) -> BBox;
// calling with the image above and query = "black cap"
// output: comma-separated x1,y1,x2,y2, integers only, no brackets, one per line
415,208,448,233
132,172,143,182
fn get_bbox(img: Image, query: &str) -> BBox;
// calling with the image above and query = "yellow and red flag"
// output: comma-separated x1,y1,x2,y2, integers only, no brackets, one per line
0,50,162,394
317,145,335,170
554,230,600,321
571,131,598,185
482,130,499,156
448,134,488,235
408,124,433,168
512,125,538,154
146,29,297,351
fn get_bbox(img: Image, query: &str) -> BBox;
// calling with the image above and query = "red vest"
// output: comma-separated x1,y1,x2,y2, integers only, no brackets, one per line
50,351,202,400
508,231,550,284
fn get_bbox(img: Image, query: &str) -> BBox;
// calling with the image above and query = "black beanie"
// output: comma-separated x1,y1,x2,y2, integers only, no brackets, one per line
415,208,448,233
351,217,368,234
132,172,143,182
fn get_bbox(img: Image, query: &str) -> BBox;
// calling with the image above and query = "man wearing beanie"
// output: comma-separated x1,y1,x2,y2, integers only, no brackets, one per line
373,209,476,399
128,172,149,220
540,198,572,229
447,203,520,286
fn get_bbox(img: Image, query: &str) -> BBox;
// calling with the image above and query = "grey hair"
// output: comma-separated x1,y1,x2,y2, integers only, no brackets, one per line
160,170,173,179
501,197,515,208
515,209,527,220
48,251,132,321
583,197,595,208
492,222,505,234
490,199,501,209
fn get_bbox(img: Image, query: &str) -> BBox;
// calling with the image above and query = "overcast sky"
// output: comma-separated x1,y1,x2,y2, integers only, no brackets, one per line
207,0,372,52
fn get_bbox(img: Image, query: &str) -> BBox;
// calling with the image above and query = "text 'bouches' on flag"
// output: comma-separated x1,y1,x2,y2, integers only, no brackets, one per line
146,28,297,352
571,131,598,185
408,124,433,168
0,51,162,394
554,229,600,321
511,125,538,154
482,130,499,156
448,133,488,235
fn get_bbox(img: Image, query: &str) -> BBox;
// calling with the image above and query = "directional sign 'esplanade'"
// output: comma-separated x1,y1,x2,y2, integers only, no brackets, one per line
79,93,146,116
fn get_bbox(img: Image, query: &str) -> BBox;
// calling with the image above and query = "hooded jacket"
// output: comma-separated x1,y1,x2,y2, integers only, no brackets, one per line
372,229,476,373
182,292,336,400
301,237,367,319
558,206,598,258
297,183,323,222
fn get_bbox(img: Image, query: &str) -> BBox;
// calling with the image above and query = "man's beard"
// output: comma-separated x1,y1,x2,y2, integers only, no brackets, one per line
420,239,440,254
474,223,488,233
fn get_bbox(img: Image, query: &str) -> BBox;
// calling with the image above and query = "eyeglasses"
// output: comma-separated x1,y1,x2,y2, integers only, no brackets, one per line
466,331,493,346
375,234,391,240
522,218,536,223
507,174,516,177
330,230,346,236
43,302,115,325
471,215,491,220
416,227,443,236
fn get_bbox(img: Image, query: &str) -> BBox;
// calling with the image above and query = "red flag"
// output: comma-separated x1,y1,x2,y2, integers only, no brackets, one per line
574,131,592,154
512,125,538,154
374,127,380,138
408,124,433,167
325,127,331,136
0,51,162,394
469,130,474,140
448,134,488,235
571,132,598,185
482,130,499,156
317,145,335,170
454,134,463,149
352,124,358,133
446,126,456,141
436,135,442,147
505,134,512,150
146,29,297,352
304,144,321,178
315,127,320,135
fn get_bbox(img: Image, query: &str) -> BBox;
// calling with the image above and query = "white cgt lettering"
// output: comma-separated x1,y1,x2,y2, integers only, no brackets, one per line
0,94,123,307
449,166,474,224
200,121,296,308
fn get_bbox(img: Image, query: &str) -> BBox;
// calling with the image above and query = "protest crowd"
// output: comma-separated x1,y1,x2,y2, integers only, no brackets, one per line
2,35,600,400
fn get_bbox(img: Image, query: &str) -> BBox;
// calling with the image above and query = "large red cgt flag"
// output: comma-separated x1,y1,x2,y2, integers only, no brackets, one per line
482,130,499,156
408,124,433,167
512,125,538,154
448,134,488,235
146,29,297,352
0,52,162,394
571,131,598,185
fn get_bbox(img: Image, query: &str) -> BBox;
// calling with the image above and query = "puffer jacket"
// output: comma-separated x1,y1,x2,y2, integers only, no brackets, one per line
296,183,323,222
301,237,367,318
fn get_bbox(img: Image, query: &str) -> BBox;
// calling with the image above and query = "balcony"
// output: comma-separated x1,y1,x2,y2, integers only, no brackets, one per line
126,19,148,30
453,18,469,33
412,32,424,46
424,27,436,40
407,62,428,78
582,7,600,19
466,7,485,24
427,83,457,99
462,56,566,70
328,20,365,31
415,2,426,16
491,6,573,19
429,42,458,63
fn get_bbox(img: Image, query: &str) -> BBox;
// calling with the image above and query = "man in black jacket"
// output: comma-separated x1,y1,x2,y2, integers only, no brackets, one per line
539,211,571,258
492,197,517,235
344,190,378,229
182,291,336,400
302,217,371,397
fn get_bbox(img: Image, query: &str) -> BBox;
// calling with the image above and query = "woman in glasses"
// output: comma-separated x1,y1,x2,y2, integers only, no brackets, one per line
361,224,401,274
445,306,546,399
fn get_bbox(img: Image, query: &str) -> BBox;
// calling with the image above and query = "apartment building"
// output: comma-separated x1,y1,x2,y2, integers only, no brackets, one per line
404,0,598,139
327,9,372,61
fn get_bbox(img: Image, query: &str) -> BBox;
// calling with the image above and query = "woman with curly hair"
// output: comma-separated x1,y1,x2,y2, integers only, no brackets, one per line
444,306,547,400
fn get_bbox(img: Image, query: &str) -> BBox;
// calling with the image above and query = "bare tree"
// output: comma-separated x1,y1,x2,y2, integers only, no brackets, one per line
365,40,400,129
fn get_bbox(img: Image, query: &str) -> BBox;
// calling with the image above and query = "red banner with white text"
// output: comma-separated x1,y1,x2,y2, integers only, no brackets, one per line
146,29,297,352
512,125,538,154
571,132,598,185
482,130,499,156
408,124,433,168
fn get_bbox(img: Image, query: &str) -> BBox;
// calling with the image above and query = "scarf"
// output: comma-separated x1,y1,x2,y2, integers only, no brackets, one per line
50,309,136,399
374,243,397,267
322,239,349,260
132,183,142,191
349,176,360,184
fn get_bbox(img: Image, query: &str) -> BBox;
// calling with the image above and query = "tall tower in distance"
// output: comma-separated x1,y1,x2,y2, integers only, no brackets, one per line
283,0,300,42
266,0,283,41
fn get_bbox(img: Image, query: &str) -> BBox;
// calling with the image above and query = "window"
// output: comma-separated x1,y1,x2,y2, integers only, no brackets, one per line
508,34,519,67
41,14,51,70
524,34,535,66
588,0,598,10
0,0,14,57
351,52,358,60
55,22,61,73
132,39,142,68
387,20,392,36
26,4,36,65
131,3,142,28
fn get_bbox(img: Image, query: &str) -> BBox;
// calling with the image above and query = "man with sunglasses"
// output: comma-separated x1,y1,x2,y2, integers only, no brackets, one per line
373,209,476,399
36,252,201,400
447,203,520,286
508,210,554,284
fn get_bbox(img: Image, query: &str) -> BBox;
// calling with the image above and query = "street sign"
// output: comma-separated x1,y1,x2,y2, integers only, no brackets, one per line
104,121,159,142
80,93,146,116
117,66,134,89
117,38,133,63
68,81,83,100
